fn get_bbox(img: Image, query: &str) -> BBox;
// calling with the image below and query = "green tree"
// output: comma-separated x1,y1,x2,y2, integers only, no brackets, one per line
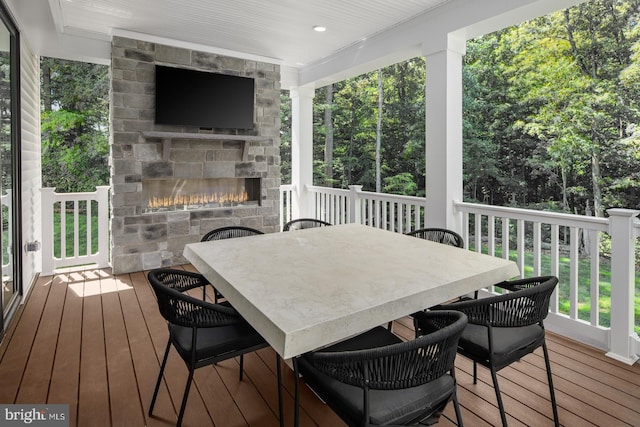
280,91,292,184
464,0,640,214
513,1,640,216
41,58,109,192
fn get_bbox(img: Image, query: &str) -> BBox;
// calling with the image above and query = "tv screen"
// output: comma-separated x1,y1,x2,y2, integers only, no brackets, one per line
155,65,255,129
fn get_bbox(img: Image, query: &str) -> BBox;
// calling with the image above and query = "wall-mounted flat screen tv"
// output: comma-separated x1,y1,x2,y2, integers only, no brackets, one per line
155,65,255,129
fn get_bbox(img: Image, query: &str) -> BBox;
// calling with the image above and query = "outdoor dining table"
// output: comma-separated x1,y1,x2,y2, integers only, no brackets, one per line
183,222,520,360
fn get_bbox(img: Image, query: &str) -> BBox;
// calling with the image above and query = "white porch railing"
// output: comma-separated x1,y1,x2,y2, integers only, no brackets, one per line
455,201,640,365
41,187,110,276
281,184,640,364
308,185,427,231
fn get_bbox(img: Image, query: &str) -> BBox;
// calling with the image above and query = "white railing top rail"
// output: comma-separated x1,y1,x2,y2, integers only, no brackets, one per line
455,201,610,232
307,185,349,197
51,190,106,201
308,185,427,206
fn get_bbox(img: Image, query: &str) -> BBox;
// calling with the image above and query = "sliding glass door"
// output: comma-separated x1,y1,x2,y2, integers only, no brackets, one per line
0,1,20,337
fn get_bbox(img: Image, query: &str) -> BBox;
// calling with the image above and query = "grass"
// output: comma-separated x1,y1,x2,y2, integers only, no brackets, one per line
469,244,640,334
53,210,99,258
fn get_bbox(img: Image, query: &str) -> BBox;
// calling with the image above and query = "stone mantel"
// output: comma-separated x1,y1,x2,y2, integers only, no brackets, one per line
141,131,274,161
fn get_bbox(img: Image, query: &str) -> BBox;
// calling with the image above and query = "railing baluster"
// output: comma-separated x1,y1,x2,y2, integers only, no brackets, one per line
517,219,525,279
570,226,579,320
550,223,560,313
488,215,495,256
589,229,600,327
405,204,411,233
60,202,67,261
502,217,510,261
462,211,469,246
533,222,541,276
474,213,482,253
87,199,92,256
74,200,80,259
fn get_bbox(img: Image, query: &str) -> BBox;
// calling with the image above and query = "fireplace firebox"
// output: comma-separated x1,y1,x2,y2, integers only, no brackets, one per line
142,178,260,213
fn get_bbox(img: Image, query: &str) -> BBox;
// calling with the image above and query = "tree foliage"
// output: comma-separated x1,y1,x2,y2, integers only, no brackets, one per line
41,58,109,192
281,0,640,215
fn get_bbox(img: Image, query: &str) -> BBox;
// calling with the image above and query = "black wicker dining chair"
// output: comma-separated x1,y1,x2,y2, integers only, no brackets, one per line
292,310,468,427
430,276,560,427
399,227,465,333
201,225,264,242
147,268,276,427
282,218,332,231
405,227,465,249
200,225,264,302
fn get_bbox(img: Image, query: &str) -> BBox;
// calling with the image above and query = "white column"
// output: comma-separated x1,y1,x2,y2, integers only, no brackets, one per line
423,35,465,232
40,188,56,276
96,186,110,268
606,208,639,364
290,86,315,219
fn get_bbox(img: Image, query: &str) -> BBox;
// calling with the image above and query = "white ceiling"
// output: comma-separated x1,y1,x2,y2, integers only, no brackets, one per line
50,0,452,68
6,0,585,87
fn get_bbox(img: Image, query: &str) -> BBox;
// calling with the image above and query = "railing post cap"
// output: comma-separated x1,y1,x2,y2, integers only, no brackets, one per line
607,208,640,218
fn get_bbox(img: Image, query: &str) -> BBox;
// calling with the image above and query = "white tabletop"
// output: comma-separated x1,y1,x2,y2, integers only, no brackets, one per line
184,223,520,359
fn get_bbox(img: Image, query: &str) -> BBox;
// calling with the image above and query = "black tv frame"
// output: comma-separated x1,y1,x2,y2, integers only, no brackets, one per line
154,65,255,130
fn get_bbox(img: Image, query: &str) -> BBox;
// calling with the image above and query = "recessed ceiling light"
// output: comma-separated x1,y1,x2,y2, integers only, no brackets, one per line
313,26,327,32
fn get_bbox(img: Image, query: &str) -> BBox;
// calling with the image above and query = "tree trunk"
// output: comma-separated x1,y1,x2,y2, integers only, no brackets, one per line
324,84,334,184
42,62,52,112
561,163,569,212
376,69,383,193
591,147,603,217
348,98,357,184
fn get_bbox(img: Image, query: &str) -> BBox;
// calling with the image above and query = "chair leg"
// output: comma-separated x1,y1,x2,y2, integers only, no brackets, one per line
293,357,300,427
473,361,477,384
490,366,508,427
387,321,393,331
239,354,244,381
452,387,464,427
149,339,171,416
276,355,284,427
542,341,560,427
177,366,196,427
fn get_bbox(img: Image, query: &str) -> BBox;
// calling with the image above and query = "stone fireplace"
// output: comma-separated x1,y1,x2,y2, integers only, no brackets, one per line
110,36,281,274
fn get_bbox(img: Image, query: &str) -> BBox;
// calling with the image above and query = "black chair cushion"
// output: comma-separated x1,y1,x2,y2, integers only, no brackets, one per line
299,358,454,425
459,323,545,371
298,326,455,425
170,322,266,367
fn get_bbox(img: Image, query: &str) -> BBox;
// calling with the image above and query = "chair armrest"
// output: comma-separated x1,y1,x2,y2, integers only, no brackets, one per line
175,296,243,328
153,269,209,293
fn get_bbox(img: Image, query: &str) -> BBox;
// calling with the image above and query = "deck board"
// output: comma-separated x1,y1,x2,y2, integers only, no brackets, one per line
48,273,82,427
77,275,111,427
1,267,639,426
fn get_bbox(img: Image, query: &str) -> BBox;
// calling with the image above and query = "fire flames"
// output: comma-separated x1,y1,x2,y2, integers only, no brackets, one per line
148,191,250,210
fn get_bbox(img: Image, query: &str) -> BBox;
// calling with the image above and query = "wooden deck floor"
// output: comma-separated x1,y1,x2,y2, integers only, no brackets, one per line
0,267,639,426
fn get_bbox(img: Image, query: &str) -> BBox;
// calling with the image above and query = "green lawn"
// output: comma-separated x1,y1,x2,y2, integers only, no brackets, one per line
470,244,640,334
53,211,99,258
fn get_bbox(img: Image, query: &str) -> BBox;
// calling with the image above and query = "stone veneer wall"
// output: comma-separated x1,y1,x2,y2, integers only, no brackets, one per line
110,36,281,274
